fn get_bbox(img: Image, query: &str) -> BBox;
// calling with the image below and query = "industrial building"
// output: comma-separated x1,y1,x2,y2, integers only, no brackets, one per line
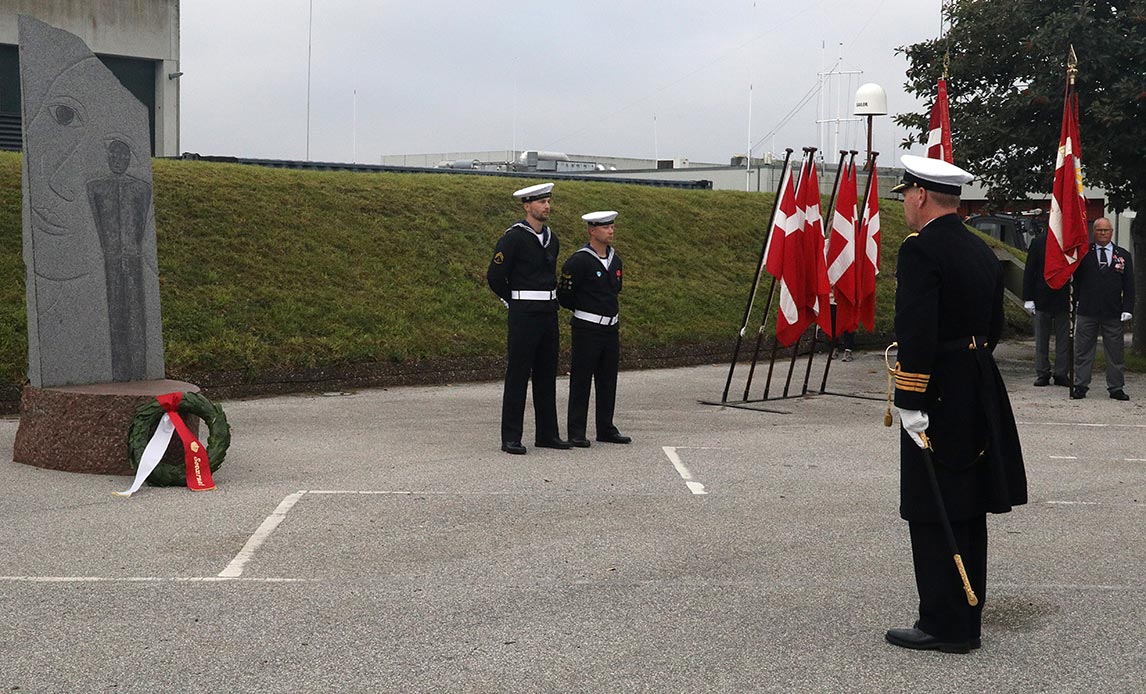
0,0,180,156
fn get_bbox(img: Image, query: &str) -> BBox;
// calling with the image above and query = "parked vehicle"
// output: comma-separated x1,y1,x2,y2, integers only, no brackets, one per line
965,212,1046,253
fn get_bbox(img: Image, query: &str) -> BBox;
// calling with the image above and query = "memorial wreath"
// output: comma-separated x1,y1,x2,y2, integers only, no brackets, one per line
126,391,230,489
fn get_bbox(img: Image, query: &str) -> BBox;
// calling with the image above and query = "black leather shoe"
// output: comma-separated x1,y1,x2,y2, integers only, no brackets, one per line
1109,389,1130,401
569,437,592,448
596,433,632,444
885,627,971,654
535,438,573,450
501,441,526,455
1033,376,1050,387
1070,387,1087,400
1052,375,1070,386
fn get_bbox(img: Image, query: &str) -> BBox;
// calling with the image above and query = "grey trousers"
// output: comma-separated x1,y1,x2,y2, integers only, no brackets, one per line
1073,314,1125,392
1033,310,1069,379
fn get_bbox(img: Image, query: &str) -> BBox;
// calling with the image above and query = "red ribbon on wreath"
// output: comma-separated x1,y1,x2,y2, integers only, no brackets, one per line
157,392,216,492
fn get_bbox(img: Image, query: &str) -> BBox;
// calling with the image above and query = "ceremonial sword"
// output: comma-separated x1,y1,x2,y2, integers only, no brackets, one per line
884,343,979,607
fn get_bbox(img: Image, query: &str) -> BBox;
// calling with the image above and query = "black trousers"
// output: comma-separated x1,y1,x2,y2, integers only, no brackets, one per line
501,309,560,444
908,515,987,642
567,324,620,439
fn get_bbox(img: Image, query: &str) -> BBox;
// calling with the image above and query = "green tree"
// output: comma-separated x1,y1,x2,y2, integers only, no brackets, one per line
895,0,1146,353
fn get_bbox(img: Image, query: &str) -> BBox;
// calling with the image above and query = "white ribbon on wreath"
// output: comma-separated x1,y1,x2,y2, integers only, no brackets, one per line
115,413,176,497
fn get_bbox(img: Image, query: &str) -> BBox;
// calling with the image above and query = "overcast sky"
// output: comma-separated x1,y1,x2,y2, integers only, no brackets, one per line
180,0,945,166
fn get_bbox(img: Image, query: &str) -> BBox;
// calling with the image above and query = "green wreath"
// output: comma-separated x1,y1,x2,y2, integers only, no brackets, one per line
127,391,231,487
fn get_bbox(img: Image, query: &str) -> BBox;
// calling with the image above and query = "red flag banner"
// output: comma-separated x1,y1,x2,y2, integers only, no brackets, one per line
856,165,880,331
799,159,832,337
767,159,807,347
926,77,953,163
826,160,859,334
1045,78,1088,290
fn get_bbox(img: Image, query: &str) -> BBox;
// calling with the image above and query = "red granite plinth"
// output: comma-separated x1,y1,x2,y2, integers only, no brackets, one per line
13,380,202,475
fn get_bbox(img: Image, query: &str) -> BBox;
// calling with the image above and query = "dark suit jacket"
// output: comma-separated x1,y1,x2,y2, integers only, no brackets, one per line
1074,243,1135,320
1022,233,1070,313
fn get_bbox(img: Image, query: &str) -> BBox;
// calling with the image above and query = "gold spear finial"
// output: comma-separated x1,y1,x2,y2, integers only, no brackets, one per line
1067,45,1078,85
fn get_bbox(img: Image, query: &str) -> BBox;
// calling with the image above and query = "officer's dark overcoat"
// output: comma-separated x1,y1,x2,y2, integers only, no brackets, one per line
893,213,1027,522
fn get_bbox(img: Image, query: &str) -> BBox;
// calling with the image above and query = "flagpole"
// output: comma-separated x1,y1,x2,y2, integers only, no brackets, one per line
783,147,817,398
858,151,880,332
721,147,794,403
820,150,860,393
801,149,849,394
762,148,810,401
1066,46,1078,396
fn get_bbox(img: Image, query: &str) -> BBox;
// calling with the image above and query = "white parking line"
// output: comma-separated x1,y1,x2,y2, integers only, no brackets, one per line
662,447,708,495
218,490,307,578
1018,420,1146,429
0,576,309,583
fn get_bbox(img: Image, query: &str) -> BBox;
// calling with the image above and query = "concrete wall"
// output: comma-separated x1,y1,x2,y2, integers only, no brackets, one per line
0,0,179,155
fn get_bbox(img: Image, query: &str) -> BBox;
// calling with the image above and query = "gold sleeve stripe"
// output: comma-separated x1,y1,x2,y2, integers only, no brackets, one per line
895,369,930,393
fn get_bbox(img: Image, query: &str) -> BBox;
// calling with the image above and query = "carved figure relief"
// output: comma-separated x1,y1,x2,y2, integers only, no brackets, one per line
20,15,164,386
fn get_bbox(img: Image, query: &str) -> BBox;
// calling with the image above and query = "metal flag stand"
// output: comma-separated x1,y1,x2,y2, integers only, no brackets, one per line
702,146,883,412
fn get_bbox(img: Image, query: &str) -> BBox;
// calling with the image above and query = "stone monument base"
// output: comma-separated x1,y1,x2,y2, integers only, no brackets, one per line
13,380,201,475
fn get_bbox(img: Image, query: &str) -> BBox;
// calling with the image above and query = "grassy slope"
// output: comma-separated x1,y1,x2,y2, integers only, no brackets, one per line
0,151,1042,390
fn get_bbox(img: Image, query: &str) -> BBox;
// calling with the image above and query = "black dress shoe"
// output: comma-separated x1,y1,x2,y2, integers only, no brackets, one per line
501,441,527,455
1033,376,1050,387
1070,387,1087,400
1053,375,1070,386
596,433,632,444
1109,389,1130,401
569,437,592,448
535,438,572,450
885,627,971,654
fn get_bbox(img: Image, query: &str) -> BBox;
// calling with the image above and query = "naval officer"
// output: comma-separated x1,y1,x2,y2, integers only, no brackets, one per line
487,182,571,454
886,155,1027,654
558,211,631,447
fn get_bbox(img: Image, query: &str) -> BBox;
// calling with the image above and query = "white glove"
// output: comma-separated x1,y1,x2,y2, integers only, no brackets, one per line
1122,312,1132,322
898,408,929,449
1023,301,1036,315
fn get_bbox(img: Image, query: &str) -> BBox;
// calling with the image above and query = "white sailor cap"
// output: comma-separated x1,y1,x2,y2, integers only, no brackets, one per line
513,182,554,202
891,154,974,195
582,210,618,226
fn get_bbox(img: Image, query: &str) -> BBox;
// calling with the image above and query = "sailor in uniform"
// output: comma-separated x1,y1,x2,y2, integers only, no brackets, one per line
885,155,1027,654
558,211,631,447
486,182,571,454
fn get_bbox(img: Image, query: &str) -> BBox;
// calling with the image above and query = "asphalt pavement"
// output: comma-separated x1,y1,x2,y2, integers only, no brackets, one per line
1,338,1143,693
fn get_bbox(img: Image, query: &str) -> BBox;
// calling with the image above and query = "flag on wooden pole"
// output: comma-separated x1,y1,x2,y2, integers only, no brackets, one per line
1045,49,1088,290
925,77,953,163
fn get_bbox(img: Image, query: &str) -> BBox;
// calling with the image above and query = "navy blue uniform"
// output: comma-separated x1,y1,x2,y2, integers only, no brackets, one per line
893,213,1027,644
558,245,624,441
487,221,562,445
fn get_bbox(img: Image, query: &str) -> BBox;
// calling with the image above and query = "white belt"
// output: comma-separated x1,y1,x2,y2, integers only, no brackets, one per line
573,310,618,326
511,289,556,301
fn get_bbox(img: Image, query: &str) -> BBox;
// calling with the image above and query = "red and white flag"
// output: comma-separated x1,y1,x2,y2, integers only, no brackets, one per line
765,158,807,347
856,166,880,332
1045,76,1088,290
798,159,832,337
825,160,859,334
925,77,953,163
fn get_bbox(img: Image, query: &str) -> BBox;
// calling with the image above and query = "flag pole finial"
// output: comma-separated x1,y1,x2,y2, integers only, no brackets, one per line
942,50,950,79
1067,45,1078,85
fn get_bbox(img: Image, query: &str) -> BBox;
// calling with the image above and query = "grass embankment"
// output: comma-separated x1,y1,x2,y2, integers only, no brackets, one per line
0,152,1040,399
